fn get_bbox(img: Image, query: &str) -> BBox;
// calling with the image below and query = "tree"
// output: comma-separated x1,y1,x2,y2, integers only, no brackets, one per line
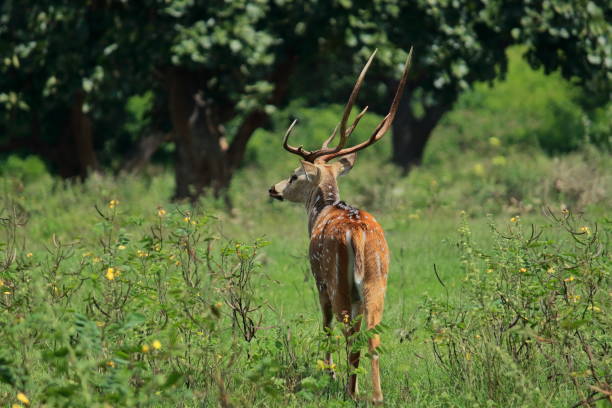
294,0,610,170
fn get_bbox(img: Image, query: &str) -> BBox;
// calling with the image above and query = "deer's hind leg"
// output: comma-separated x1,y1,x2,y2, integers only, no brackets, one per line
363,277,387,405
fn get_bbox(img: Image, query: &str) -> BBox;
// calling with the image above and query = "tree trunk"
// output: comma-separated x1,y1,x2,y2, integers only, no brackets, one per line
56,91,100,178
391,92,453,171
168,69,231,201
168,56,296,202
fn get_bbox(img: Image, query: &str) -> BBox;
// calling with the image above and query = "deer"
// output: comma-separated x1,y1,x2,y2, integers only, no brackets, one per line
268,48,412,404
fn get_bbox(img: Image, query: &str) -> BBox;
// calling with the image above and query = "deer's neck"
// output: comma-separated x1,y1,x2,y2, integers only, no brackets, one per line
306,180,339,235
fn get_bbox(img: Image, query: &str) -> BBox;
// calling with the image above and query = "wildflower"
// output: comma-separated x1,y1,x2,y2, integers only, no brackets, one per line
137,250,149,258
564,276,575,282
0,279,4,286
492,155,506,166
96,321,105,327
475,334,481,339
316,360,326,370
486,269,493,274
157,208,166,217
12,404,23,408
472,163,485,176
510,216,519,223
215,301,223,308
105,268,116,280
488,137,501,147
408,213,420,220
191,220,197,225
108,199,119,209
82,252,92,257
465,352,472,361
106,360,115,367
117,245,126,250
579,226,590,234
561,208,569,216
183,216,190,223
152,340,162,350
4,291,11,295
92,257,101,264
569,295,581,303
142,344,150,353
547,267,555,274
519,267,527,273
17,392,29,405
342,312,350,324
175,260,181,266
26,253,32,258
587,305,601,312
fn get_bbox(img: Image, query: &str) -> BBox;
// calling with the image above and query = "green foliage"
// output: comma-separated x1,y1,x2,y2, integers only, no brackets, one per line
0,155,48,182
424,212,611,406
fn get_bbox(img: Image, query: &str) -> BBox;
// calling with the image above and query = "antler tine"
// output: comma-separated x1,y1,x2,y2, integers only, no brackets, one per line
318,47,413,162
282,119,312,159
322,105,369,150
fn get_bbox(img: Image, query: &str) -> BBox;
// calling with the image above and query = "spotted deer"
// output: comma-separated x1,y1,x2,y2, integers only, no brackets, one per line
268,49,412,404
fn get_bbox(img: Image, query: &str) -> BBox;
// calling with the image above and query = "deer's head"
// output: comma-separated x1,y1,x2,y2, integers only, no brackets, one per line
268,49,412,204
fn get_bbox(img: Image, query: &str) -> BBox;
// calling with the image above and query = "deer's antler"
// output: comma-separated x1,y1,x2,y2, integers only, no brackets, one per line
282,48,413,163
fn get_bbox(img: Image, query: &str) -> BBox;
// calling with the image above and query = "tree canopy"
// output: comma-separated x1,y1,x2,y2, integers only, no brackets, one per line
1,0,609,196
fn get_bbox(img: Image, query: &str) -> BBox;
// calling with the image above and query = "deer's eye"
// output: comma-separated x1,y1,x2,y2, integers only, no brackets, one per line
289,175,298,183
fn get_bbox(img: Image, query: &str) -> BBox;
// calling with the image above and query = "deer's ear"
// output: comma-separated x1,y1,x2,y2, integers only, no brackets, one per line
331,153,356,177
300,161,320,182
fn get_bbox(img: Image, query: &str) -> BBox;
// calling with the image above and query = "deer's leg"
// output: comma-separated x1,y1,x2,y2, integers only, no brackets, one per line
346,303,363,399
364,285,386,405
318,288,335,378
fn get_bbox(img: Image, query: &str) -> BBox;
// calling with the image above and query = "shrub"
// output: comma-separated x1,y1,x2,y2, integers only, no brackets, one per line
424,211,611,407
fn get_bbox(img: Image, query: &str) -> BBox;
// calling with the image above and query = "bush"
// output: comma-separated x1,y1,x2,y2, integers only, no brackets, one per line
424,211,611,406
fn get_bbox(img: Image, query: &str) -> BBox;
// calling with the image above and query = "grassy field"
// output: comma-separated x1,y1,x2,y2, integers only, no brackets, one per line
0,50,610,407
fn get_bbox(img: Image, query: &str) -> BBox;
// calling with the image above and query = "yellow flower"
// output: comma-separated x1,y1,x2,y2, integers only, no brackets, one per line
157,208,167,217
564,276,575,282
82,252,92,257
472,163,485,177
92,257,101,264
105,268,116,281
569,295,581,303
511,216,519,223
106,360,115,367
215,301,223,308
519,267,527,273
26,252,33,258
547,267,555,274
152,340,162,350
96,321,105,327
0,279,4,286
316,360,326,370
154,244,161,252
488,137,501,147
4,291,12,295
408,213,420,220
17,392,29,405
137,250,149,258
183,216,190,223
587,305,601,312
12,404,23,408
465,352,472,361
486,269,493,273
108,199,119,209
492,155,506,166
579,226,590,234
475,334,481,339
117,245,126,250
141,344,150,353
